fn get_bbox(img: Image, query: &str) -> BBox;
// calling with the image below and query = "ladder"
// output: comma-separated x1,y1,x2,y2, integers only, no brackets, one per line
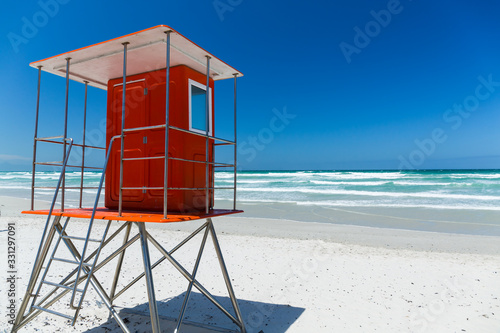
29,216,111,324
13,137,115,329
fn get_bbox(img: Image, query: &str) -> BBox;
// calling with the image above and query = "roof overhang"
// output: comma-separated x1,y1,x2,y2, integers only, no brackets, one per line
29,25,243,90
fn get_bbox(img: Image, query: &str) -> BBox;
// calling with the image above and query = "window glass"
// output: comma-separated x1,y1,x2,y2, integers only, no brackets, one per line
189,80,211,135
191,84,207,132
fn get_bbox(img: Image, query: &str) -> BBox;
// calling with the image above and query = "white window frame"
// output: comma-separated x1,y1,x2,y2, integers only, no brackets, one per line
188,79,213,136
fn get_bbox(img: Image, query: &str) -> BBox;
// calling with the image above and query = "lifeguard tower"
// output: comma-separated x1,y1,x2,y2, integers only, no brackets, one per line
12,26,246,333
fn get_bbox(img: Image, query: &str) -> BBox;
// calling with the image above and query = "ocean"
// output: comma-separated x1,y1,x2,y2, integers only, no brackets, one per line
1,170,499,233
1,169,500,210
217,169,500,211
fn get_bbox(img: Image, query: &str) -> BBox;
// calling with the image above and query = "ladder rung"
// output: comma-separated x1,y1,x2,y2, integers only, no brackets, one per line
62,235,101,242
51,257,92,266
42,280,83,293
32,305,73,320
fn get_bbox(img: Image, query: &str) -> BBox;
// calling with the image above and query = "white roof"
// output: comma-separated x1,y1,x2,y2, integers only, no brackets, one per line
30,25,243,90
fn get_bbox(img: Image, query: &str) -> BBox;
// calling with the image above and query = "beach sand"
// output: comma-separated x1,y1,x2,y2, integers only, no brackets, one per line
0,196,499,332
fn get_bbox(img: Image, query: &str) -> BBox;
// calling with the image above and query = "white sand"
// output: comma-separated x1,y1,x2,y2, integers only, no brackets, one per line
0,196,499,332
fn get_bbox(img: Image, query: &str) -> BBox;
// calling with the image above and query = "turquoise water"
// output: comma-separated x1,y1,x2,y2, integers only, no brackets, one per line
1,169,500,211
217,170,500,211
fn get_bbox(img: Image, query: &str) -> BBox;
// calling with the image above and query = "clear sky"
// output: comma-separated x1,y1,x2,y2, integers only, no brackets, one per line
2,0,500,171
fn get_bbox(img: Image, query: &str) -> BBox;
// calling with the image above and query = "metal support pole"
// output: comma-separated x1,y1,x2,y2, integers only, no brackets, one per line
86,272,132,333
30,216,70,311
31,66,42,211
109,222,132,302
233,74,238,210
55,222,132,333
113,222,208,300
79,81,88,208
70,221,112,322
12,216,60,328
119,42,129,216
174,223,210,333
208,219,246,332
12,220,131,332
145,229,241,326
137,222,161,333
62,58,71,211
163,30,171,218
205,56,211,214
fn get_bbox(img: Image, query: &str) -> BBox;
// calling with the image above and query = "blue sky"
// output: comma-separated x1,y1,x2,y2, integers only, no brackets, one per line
2,0,500,171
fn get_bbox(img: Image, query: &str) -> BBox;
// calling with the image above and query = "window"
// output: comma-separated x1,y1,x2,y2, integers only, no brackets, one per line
189,79,212,135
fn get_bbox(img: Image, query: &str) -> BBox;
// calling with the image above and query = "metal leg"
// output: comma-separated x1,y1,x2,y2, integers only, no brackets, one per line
30,217,71,310
174,223,210,333
71,220,113,323
137,222,161,333
13,215,61,328
208,218,247,333
145,221,245,331
13,220,133,332
109,222,132,303
114,222,208,300
60,225,132,333
145,229,240,325
12,217,119,332
52,223,132,333
88,274,131,333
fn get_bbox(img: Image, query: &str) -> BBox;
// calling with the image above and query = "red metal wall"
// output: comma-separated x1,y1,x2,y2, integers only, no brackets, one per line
105,66,215,212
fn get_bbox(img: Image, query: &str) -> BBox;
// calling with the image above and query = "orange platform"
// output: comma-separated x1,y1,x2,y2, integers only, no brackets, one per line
22,208,243,223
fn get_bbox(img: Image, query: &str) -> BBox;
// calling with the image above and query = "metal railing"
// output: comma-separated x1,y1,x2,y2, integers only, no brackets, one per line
115,121,237,217
116,32,239,218
30,30,240,218
30,65,106,211
31,137,105,211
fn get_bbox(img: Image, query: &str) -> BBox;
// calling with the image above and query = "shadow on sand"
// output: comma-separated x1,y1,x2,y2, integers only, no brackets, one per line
84,291,305,333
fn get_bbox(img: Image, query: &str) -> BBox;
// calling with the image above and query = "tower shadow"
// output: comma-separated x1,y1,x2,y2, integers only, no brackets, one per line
84,291,305,332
